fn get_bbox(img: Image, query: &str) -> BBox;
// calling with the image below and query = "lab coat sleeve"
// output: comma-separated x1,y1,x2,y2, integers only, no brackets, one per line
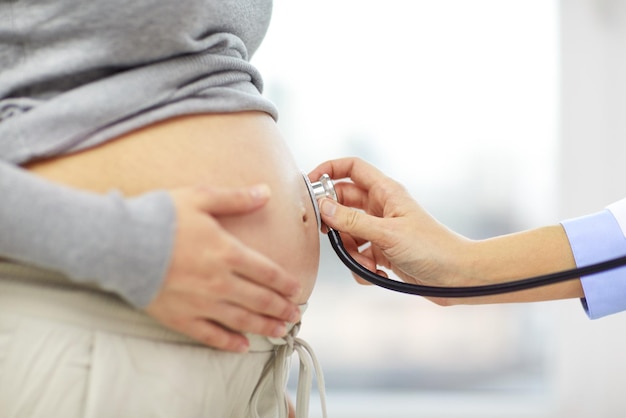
561,198,626,319
0,160,175,308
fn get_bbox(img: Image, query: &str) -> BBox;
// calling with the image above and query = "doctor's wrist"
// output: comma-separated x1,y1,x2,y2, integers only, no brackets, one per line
451,225,583,303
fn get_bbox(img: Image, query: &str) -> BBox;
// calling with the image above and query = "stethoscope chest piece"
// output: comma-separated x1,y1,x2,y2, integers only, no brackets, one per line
303,173,338,230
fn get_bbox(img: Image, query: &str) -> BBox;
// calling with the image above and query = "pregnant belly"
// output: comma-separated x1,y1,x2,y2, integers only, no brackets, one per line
25,111,320,303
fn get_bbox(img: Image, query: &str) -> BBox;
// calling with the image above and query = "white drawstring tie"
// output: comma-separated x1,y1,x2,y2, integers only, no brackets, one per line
250,323,328,418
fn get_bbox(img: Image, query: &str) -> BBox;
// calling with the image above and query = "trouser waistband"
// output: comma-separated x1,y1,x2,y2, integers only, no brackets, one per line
0,261,289,351
0,260,328,417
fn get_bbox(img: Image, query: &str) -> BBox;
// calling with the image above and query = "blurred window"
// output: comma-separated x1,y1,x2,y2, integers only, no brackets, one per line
253,1,559,416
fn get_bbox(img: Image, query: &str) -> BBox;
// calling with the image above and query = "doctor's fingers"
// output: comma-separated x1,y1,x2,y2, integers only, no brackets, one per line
333,176,414,218
309,157,386,191
340,233,382,285
338,229,373,259
319,198,392,247
333,181,392,216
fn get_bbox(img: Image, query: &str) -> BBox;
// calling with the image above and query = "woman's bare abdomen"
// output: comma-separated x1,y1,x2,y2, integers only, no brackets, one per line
26,112,320,303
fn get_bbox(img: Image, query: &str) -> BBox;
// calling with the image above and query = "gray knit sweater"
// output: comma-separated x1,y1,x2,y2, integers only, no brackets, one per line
0,0,278,307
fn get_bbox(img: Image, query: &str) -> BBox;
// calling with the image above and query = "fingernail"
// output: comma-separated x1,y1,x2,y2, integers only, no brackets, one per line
290,283,302,298
273,323,287,337
320,199,337,217
236,340,250,353
250,184,270,201
288,309,300,324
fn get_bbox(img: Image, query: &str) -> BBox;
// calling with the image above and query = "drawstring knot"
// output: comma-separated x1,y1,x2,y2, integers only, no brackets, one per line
250,323,328,418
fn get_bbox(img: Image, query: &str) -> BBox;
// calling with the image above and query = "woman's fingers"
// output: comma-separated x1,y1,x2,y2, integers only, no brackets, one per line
146,273,297,351
198,184,303,301
194,183,272,215
229,239,302,302
202,301,291,339
186,318,252,353
195,262,302,325
145,185,303,352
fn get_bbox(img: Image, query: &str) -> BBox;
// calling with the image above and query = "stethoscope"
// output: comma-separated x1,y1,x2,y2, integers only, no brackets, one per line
304,173,626,297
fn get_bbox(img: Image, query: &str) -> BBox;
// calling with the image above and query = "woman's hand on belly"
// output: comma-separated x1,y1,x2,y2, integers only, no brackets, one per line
26,112,320,350
145,184,303,353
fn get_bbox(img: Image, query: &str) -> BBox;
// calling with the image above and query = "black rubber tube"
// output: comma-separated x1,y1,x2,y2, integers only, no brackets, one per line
328,229,626,298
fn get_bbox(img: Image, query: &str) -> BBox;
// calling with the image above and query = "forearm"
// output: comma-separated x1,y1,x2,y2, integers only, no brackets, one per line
0,161,174,307
455,225,582,305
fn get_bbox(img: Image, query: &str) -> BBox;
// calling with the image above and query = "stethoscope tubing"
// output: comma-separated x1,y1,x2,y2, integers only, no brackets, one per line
306,172,626,297
327,228,626,298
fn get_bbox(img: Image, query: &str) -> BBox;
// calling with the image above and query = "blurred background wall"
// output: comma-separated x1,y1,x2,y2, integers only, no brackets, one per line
252,0,626,416
555,1,626,417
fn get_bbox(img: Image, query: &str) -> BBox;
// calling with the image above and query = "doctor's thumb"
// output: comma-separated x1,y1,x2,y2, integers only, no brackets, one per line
319,199,378,240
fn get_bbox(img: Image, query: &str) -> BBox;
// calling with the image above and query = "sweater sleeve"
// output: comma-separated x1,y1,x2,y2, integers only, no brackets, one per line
560,198,626,319
0,161,175,308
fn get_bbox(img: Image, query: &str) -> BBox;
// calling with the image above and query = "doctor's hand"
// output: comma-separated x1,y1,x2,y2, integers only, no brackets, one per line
310,157,582,306
309,157,471,291
145,184,302,353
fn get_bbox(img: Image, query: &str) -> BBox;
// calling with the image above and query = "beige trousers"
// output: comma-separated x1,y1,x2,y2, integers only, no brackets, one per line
0,262,325,418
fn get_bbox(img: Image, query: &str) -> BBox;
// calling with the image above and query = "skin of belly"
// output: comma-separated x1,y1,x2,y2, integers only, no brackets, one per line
25,112,321,303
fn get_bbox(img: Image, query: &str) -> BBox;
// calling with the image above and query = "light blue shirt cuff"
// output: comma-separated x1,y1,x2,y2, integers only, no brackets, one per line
561,209,626,319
